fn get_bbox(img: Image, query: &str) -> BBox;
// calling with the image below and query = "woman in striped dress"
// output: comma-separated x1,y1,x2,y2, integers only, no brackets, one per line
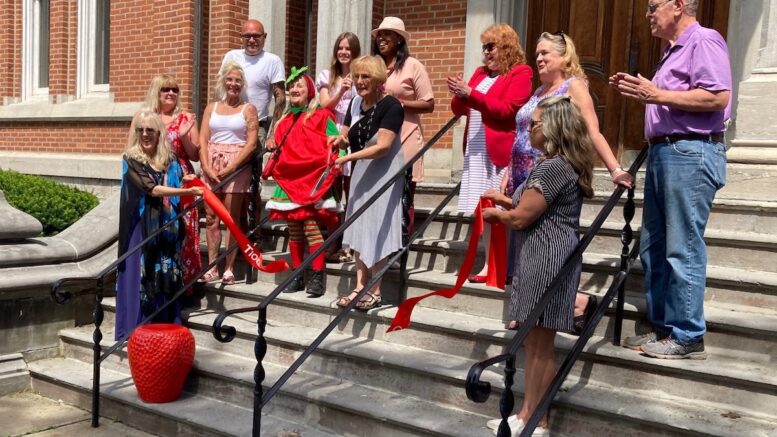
482,96,595,435
448,23,532,282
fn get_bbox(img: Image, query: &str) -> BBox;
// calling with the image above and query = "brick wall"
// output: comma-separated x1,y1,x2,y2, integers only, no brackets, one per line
207,0,248,102
285,0,307,73
48,0,77,98
0,122,128,153
0,0,22,100
382,0,467,150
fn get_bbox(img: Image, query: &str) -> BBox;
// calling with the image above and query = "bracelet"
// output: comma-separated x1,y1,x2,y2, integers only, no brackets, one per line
610,166,625,176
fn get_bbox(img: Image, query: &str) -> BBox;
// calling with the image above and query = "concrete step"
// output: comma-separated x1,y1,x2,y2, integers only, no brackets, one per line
28,357,336,437
0,353,29,395
55,329,494,437
59,314,777,437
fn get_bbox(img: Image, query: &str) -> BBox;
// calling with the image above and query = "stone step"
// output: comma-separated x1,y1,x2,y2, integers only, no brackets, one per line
59,314,777,437
0,353,29,395
54,329,494,437
28,357,335,437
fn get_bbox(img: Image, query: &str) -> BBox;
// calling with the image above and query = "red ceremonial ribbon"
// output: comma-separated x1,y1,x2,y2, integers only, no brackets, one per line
387,198,506,332
186,178,289,273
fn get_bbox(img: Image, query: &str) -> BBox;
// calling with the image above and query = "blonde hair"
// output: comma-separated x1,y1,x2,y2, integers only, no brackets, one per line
351,56,388,85
278,75,321,124
536,95,594,198
215,61,249,102
143,74,180,114
480,23,526,74
125,111,173,170
538,32,587,82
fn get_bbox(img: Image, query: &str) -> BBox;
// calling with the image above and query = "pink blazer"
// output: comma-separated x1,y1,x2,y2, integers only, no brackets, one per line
451,64,533,167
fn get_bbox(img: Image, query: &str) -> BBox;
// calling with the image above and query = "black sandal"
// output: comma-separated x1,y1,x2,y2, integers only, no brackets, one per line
356,292,382,310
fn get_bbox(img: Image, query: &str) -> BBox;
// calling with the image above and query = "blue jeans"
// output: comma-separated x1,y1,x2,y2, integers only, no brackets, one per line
639,138,726,345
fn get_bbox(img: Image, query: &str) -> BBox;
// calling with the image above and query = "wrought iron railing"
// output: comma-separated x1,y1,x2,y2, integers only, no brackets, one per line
465,145,648,437
212,115,461,436
50,150,263,428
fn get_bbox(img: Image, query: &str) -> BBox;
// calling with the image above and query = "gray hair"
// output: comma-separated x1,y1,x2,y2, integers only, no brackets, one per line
683,0,698,16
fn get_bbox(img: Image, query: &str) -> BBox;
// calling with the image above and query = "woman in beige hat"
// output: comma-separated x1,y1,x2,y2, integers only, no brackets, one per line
371,16,435,240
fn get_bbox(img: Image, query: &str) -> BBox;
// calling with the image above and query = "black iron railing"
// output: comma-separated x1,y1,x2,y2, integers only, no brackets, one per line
50,151,262,428
212,115,461,436
465,145,648,437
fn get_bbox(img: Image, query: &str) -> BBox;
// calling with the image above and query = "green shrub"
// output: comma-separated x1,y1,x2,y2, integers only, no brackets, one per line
0,169,99,236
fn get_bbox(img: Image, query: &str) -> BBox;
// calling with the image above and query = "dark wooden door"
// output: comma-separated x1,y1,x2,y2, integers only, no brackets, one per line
524,0,730,158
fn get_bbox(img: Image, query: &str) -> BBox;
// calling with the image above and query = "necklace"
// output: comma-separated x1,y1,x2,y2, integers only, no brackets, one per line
356,101,377,149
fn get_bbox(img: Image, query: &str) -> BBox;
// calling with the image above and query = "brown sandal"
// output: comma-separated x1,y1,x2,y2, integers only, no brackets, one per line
336,291,359,308
356,293,382,310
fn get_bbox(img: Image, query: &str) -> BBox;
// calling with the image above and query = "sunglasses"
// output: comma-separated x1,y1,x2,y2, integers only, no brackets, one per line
554,31,567,48
136,127,159,135
241,33,266,40
647,0,674,14
160,86,179,94
482,42,496,53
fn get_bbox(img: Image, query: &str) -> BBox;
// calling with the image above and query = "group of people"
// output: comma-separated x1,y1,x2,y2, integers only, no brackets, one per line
114,1,732,435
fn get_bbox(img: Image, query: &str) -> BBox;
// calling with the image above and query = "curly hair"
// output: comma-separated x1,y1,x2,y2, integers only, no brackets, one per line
125,111,173,170
214,60,249,103
143,74,180,114
480,23,526,75
538,32,587,82
536,96,594,198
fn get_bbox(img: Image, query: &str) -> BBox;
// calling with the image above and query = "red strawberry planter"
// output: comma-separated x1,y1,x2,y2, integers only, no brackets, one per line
127,323,195,403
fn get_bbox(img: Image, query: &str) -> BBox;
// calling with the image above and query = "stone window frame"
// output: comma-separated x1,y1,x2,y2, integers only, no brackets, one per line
77,0,110,98
21,0,50,102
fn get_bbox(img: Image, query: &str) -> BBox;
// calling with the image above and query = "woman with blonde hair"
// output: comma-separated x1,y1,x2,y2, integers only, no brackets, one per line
482,96,595,436
329,55,404,310
265,67,342,296
448,22,533,283
135,74,203,286
115,111,203,340
199,61,259,284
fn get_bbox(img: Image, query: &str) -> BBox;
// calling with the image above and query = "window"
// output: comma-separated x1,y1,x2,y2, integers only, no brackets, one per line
77,0,110,97
22,0,50,100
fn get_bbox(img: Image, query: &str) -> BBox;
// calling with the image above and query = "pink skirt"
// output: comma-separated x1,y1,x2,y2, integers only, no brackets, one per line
202,141,252,193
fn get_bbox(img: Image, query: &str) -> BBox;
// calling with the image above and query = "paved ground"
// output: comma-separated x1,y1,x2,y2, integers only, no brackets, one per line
0,391,155,437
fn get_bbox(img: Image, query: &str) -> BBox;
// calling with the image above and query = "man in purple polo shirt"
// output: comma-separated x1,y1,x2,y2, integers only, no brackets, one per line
609,0,731,359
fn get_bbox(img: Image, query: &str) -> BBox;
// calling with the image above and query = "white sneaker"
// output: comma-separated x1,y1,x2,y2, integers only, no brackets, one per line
530,426,550,436
487,414,524,434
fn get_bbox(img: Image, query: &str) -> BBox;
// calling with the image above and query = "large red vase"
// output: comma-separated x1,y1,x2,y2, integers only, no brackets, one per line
127,323,195,403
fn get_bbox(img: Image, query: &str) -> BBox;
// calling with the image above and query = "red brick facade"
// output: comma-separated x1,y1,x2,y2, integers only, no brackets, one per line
0,0,464,155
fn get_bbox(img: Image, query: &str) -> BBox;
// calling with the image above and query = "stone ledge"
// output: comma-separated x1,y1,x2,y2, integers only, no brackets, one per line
0,99,140,122
0,151,123,181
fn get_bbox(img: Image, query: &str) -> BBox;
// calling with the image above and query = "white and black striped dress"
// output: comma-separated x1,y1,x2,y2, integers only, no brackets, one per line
509,156,582,332
458,75,504,213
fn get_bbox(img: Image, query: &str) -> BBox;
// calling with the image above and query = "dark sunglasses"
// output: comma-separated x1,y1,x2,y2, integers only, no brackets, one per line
241,33,266,40
160,86,179,94
482,42,496,52
136,127,159,135
554,31,567,48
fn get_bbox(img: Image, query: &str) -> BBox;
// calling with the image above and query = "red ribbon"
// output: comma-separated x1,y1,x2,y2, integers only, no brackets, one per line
186,178,289,273
387,198,506,332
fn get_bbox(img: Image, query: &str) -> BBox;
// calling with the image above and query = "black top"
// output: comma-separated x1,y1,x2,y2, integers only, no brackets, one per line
344,95,403,153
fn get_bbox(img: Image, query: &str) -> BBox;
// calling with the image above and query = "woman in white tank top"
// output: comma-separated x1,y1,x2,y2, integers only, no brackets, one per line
198,61,260,285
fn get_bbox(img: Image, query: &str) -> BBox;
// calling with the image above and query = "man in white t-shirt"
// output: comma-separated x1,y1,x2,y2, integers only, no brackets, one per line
221,19,286,148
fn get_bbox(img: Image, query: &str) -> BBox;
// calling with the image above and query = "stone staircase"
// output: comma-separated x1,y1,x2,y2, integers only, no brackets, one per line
24,167,777,436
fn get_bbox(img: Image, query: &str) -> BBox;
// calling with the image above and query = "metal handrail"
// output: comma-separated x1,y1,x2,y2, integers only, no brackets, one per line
50,151,262,428
212,115,462,435
466,144,648,437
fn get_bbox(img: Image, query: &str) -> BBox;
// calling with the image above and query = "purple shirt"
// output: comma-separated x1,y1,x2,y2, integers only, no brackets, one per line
645,22,732,138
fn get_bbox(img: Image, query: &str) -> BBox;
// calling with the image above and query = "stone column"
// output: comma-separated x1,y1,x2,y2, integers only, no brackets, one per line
250,0,288,61
729,0,777,164
313,0,373,78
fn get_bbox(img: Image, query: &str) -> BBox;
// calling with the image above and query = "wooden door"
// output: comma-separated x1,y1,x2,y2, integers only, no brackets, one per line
524,0,730,158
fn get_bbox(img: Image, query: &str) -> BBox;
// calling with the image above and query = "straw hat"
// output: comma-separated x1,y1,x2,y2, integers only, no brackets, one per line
371,17,410,42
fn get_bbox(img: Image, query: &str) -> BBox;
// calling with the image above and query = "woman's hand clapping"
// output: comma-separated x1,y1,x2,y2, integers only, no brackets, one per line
447,73,471,98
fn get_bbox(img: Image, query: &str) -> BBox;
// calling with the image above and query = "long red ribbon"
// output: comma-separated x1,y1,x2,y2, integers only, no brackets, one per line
186,178,289,273
387,198,506,332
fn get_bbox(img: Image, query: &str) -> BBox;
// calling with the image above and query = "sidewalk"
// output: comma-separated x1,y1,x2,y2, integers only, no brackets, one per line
1,391,154,437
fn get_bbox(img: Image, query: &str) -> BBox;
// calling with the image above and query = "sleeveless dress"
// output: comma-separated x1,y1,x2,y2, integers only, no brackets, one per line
166,113,201,286
202,102,252,193
458,75,502,213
